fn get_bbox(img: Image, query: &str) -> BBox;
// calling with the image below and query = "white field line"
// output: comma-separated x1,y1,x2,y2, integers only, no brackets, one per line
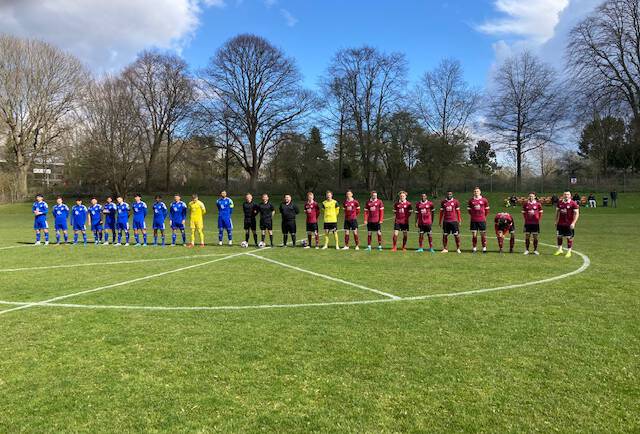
247,252,400,299
0,252,233,273
0,245,32,251
0,251,251,316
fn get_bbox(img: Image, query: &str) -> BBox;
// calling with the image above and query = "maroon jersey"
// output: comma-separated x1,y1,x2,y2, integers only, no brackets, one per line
343,199,360,221
304,201,320,224
440,198,461,222
467,197,489,222
415,200,434,225
522,200,543,225
494,212,514,231
364,199,384,223
393,201,412,224
557,200,579,226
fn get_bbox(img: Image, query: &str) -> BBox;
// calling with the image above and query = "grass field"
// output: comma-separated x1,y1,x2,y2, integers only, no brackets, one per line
0,192,638,432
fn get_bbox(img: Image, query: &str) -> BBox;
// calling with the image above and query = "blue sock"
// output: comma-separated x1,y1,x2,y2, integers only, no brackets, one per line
104,232,109,242
143,233,147,244
154,236,158,245
36,232,41,242
44,232,49,242
228,230,232,241
56,232,60,243
126,232,130,243
181,232,186,243
74,233,78,243
219,229,223,242
83,233,87,243
172,233,177,244
64,233,68,242
135,234,140,244
118,232,122,243
161,235,165,246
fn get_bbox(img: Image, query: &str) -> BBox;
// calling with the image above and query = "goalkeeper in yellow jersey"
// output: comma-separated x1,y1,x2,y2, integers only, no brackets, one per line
187,193,206,247
322,190,340,250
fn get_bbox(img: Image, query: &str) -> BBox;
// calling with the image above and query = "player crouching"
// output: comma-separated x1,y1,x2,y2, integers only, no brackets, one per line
494,211,515,253
554,191,580,258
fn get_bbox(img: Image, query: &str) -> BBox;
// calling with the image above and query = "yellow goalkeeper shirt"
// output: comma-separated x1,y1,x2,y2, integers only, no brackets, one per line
322,199,340,223
188,199,206,221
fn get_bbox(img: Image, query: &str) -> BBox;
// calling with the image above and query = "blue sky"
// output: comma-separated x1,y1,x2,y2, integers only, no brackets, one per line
183,0,500,89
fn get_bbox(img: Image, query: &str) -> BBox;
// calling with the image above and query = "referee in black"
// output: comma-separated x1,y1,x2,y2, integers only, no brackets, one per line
243,193,259,246
279,194,299,247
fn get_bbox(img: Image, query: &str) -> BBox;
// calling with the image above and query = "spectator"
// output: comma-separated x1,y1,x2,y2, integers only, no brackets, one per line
551,194,559,206
573,192,581,206
588,193,596,208
509,195,518,207
610,190,618,208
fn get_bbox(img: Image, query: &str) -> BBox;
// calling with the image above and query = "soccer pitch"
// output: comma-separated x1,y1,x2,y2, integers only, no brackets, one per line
0,193,638,432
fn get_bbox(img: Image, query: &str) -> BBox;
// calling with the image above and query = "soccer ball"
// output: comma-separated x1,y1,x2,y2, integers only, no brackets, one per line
240,241,249,248
301,239,308,247
258,241,266,248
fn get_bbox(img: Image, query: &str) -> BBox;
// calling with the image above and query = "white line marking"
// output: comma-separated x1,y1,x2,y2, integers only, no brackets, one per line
0,245,32,251
0,252,233,273
0,251,251,316
248,252,399,299
0,243,591,313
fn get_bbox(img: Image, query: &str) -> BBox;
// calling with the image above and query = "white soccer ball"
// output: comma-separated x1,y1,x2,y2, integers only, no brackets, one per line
258,241,266,248
240,241,249,248
301,239,308,247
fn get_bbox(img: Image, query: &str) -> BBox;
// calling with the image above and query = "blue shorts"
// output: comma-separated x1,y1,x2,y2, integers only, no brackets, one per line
171,222,185,230
73,223,86,231
116,221,129,231
54,221,68,231
104,219,115,230
133,220,146,230
153,221,165,230
34,217,48,230
218,217,233,231
91,223,103,231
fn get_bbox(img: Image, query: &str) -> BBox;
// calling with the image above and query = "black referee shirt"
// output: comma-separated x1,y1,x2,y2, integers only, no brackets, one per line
279,202,299,222
243,201,258,220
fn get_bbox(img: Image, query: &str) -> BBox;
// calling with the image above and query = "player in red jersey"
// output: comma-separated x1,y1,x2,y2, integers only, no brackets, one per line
554,191,580,258
364,191,384,251
414,193,435,253
439,191,462,253
522,192,543,255
494,212,515,253
303,191,321,249
342,190,361,250
392,191,412,252
467,187,490,253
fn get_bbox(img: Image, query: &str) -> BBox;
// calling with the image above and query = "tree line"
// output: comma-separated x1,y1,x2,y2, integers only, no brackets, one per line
1,0,640,200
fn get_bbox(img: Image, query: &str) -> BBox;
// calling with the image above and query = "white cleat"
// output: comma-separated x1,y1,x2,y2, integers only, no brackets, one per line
355,246,360,251
314,246,319,250
342,246,350,250
523,250,529,255
228,241,233,246
35,241,41,246
533,250,540,256
218,241,223,246
103,241,109,245
321,245,328,250
482,247,487,253
44,241,49,245
456,249,462,254
303,245,310,249
114,243,121,246
134,243,141,247
335,245,340,250
124,243,130,246
441,249,448,253
472,247,477,253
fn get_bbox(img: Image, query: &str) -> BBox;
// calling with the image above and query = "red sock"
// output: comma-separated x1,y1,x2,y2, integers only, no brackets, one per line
368,233,372,246
533,238,538,250
481,233,487,248
428,234,433,248
308,234,312,246
525,237,530,250
498,236,503,249
568,238,573,249
443,235,448,249
392,234,397,248
510,236,515,251
419,233,424,248
455,236,461,249
345,233,349,246
472,234,477,248
377,233,382,246
402,234,407,248
354,233,359,246
557,236,563,247
315,233,319,246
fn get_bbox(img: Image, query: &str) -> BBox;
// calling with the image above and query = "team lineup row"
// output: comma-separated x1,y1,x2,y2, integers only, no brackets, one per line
29,188,580,256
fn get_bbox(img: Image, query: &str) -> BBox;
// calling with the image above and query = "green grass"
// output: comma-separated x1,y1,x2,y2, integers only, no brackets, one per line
0,193,638,432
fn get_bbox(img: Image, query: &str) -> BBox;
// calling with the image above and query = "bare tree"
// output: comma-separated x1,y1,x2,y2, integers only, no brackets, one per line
124,51,194,191
0,35,86,198
320,77,350,188
326,47,407,190
485,51,567,191
568,0,640,120
199,34,314,190
83,77,143,196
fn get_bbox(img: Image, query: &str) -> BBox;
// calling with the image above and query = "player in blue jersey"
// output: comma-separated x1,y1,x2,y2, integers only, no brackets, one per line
115,196,131,246
169,194,187,246
88,198,103,244
217,190,234,246
52,196,70,244
32,194,50,245
71,198,88,245
152,195,168,246
132,194,148,246
102,196,117,245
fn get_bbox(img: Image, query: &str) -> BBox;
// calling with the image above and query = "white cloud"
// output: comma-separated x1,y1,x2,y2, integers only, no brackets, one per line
280,8,298,27
0,0,224,72
264,0,278,8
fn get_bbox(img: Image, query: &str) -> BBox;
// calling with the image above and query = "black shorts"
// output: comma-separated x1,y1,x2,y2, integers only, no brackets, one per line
418,224,432,234
324,222,338,231
306,222,318,233
282,221,296,234
244,219,256,231
556,225,574,238
443,221,460,235
343,219,359,231
260,220,273,231
367,222,381,232
470,221,487,231
394,223,409,231
524,223,540,234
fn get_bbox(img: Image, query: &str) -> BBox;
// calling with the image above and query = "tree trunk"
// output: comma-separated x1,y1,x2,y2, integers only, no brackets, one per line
248,166,258,191
165,132,172,192
516,141,522,193
16,165,29,199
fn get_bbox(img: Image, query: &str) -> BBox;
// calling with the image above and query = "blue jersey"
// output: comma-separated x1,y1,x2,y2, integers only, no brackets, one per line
217,197,234,219
52,204,70,224
153,202,168,223
169,201,187,223
132,201,148,223
89,204,103,225
103,202,117,222
71,205,88,226
116,202,130,223
33,201,49,219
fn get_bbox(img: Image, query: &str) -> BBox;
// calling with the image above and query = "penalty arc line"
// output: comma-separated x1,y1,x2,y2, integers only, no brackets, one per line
0,250,252,316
